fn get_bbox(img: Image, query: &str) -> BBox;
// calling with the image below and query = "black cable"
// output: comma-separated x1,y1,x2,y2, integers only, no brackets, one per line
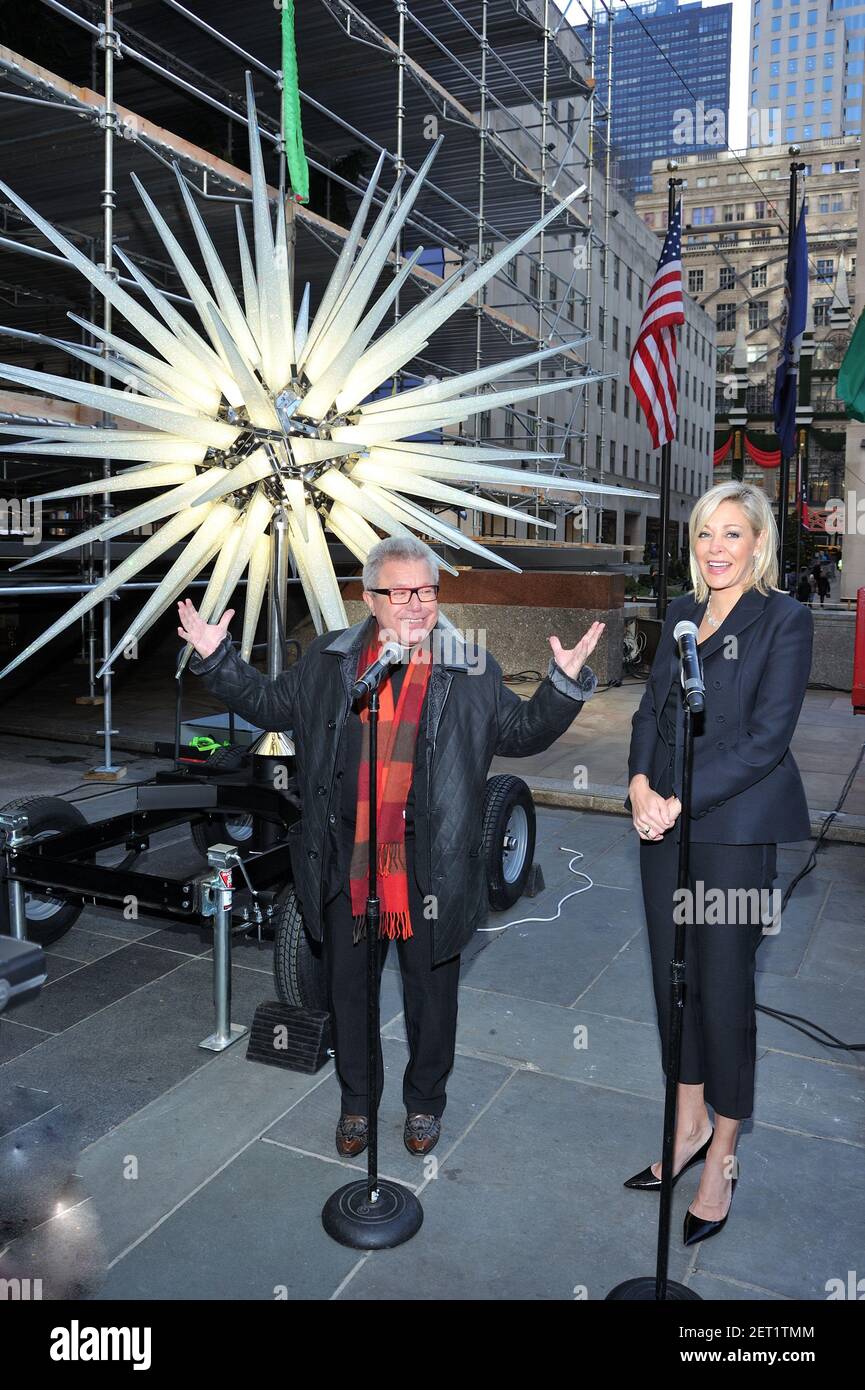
755,740,865,1055
756,1005,865,1054
501,664,864,1054
21,681,865,1057
778,740,865,913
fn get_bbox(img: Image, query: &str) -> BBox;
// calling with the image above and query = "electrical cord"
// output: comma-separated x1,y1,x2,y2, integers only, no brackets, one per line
755,742,865,1055
18,715,865,1055
480,740,865,1057
478,846,594,931
777,740,865,915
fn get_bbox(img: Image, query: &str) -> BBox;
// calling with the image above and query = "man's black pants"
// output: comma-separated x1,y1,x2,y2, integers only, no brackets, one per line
322,832,461,1119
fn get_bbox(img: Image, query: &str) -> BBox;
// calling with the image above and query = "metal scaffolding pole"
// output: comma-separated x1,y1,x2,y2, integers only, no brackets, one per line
581,1,597,494
23,0,589,384
394,0,407,329
475,0,489,453
87,0,125,780
531,0,551,522
2,0,614,599
599,0,615,550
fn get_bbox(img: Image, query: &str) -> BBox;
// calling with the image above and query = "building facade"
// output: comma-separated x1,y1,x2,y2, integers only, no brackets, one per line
587,0,733,196
635,137,859,508
749,0,864,147
841,149,865,599
475,98,717,562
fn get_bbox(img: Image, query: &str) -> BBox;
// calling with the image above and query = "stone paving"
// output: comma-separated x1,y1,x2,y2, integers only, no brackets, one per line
0,728,862,1301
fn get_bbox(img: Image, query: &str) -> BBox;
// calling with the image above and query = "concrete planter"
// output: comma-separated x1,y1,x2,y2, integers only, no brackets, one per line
338,570,625,684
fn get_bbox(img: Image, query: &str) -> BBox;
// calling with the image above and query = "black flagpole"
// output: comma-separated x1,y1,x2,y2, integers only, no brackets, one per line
777,150,805,577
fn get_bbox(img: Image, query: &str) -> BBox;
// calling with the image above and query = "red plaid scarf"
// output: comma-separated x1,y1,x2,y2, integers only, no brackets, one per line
349,629,432,942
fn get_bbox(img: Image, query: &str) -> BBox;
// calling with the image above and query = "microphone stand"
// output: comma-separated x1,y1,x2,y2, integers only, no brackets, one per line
321,679,424,1249
608,658,703,1302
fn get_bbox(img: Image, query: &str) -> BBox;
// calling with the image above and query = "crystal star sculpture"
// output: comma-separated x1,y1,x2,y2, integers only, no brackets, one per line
0,75,643,683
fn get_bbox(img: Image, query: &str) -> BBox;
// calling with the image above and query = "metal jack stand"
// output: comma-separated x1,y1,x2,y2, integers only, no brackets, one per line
1,811,30,942
198,844,250,1052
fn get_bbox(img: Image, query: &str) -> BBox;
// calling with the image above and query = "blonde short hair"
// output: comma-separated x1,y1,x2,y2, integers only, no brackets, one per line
688,481,779,603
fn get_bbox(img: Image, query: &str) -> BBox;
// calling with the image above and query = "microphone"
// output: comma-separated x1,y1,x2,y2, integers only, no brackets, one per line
672,620,705,713
350,640,406,702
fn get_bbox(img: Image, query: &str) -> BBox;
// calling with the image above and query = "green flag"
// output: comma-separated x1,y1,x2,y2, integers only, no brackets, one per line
838,308,865,422
281,0,309,205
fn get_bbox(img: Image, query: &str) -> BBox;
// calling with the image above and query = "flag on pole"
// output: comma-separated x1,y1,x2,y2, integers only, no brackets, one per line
838,307,865,422
772,207,808,455
629,200,685,450
281,0,310,204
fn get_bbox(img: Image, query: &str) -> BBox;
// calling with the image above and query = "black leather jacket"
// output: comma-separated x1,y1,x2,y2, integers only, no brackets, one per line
190,616,596,962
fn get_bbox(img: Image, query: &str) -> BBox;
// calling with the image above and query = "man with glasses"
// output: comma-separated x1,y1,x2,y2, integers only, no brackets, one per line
179,535,603,1158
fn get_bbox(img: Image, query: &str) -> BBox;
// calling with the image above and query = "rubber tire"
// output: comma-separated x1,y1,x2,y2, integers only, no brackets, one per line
272,882,328,1011
0,795,90,946
190,744,255,860
481,775,537,911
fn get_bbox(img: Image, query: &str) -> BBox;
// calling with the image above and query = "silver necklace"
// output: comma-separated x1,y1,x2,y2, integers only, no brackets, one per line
705,598,722,629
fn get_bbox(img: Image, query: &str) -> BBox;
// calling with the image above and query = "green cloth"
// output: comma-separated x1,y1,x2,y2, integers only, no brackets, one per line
838,309,865,422
810,426,845,452
281,1,309,205
744,427,782,450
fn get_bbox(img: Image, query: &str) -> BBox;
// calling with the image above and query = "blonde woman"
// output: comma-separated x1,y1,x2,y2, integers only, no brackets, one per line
623,482,812,1245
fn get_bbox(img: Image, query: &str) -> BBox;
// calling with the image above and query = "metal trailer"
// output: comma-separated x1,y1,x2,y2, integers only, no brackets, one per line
0,739,539,1050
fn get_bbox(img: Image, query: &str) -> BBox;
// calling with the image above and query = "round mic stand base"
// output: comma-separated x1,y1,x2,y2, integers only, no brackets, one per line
606,1277,701,1302
322,1180,423,1250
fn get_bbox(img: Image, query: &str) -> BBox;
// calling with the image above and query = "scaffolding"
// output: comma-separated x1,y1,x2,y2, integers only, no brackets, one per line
0,0,619,769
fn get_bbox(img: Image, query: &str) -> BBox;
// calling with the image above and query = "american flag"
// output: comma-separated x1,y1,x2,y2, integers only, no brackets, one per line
629,200,685,450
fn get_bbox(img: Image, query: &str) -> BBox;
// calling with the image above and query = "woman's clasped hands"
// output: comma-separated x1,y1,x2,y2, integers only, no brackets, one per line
628,774,682,840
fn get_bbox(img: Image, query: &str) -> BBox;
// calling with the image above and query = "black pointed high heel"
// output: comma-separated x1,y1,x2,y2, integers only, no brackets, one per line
683,1176,737,1246
623,1127,714,1191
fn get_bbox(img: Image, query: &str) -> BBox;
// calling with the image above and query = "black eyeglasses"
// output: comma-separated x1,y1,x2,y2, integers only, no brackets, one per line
366,585,439,605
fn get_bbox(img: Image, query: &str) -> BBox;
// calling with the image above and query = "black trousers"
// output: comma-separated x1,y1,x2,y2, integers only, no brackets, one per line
322,832,461,1119
639,828,778,1120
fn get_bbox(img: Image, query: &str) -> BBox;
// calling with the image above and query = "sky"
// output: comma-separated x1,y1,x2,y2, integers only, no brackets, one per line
556,0,751,151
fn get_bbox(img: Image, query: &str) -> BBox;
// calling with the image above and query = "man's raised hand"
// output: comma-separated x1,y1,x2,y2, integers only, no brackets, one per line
177,597,234,660
548,622,605,680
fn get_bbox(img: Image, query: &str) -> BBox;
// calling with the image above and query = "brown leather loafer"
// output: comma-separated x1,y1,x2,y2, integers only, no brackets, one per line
335,1114,368,1157
404,1112,441,1155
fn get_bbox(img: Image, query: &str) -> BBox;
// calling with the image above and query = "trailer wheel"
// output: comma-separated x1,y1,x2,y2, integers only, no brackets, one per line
0,795,90,946
190,744,254,860
273,883,327,1011
481,775,536,911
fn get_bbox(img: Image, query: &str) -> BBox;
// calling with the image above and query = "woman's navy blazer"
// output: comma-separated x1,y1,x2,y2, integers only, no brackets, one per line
625,586,813,844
